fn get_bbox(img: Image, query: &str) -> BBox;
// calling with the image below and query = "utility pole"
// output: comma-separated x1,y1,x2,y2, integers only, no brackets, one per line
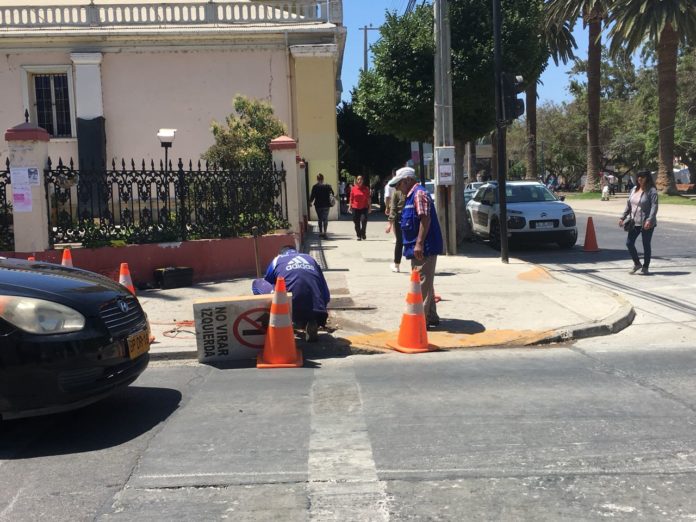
433,0,457,255
360,25,380,72
492,0,509,263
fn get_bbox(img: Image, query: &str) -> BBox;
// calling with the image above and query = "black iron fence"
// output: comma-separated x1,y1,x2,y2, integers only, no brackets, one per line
0,158,12,250
44,157,288,247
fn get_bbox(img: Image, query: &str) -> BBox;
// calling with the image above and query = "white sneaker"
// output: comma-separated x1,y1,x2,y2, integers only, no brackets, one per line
390,263,400,273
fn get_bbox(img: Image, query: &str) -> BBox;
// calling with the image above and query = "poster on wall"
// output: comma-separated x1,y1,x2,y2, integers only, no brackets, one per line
12,184,32,212
10,166,40,186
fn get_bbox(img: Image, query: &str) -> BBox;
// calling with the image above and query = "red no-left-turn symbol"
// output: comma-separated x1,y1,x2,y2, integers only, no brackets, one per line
232,307,270,349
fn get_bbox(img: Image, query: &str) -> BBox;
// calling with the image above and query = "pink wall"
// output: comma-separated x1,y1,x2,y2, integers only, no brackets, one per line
2,233,294,286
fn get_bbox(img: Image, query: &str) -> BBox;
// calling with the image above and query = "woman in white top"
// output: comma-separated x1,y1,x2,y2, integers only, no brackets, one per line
619,171,659,275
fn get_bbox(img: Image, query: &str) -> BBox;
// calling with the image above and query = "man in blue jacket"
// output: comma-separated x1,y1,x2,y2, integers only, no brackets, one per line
389,167,444,327
252,246,330,341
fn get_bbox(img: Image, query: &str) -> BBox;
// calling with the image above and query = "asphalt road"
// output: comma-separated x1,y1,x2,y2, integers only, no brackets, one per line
514,209,696,328
2,341,696,521
3,208,696,521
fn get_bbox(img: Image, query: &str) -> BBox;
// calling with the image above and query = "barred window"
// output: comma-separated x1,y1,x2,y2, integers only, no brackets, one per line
32,73,72,138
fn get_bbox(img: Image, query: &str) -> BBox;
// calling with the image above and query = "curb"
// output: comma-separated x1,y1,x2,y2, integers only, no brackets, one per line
535,292,635,345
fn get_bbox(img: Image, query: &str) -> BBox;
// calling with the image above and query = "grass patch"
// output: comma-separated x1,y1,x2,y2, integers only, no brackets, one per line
560,192,603,200
561,192,696,205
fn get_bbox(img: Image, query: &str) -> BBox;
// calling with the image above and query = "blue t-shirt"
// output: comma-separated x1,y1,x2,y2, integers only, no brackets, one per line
264,250,330,321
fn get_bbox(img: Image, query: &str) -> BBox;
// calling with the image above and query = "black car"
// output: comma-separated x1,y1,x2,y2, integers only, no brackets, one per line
0,257,149,419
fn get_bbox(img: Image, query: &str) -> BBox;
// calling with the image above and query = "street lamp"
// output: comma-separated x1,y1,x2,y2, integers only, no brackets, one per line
157,128,177,173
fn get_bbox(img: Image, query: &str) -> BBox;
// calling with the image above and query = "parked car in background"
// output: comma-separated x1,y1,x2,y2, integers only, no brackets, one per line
466,181,578,249
0,258,150,419
424,181,437,206
464,181,485,203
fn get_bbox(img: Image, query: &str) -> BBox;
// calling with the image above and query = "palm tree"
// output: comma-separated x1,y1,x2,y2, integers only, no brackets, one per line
546,0,612,192
609,0,696,195
526,19,577,180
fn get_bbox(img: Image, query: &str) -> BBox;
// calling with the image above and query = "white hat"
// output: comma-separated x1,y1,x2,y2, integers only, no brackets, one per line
388,167,418,187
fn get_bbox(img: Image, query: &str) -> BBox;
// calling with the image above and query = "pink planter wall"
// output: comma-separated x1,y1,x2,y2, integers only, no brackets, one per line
2,233,295,286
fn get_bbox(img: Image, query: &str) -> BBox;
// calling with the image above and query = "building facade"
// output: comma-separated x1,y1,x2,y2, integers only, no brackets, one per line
0,0,345,218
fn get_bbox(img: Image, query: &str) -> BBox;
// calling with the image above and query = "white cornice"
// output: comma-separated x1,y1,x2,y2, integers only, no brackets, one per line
289,44,337,59
70,52,103,65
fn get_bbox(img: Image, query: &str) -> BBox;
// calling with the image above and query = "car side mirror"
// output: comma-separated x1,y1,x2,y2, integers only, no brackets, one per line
559,195,566,201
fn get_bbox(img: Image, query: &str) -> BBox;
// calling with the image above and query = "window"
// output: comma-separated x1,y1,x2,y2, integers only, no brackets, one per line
22,66,76,139
33,73,72,137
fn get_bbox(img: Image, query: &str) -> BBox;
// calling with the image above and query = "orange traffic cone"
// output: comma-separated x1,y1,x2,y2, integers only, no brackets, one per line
61,248,73,267
119,262,136,295
387,269,438,354
257,276,303,368
583,216,600,252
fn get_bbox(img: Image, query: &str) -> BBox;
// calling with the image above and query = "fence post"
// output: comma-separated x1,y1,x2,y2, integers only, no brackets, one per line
4,120,50,253
177,158,187,241
269,136,301,234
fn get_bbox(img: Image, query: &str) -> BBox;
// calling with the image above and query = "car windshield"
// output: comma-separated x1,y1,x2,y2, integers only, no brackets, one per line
506,185,557,203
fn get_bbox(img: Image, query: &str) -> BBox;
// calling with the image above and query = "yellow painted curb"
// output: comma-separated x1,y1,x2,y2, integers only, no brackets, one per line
346,329,555,352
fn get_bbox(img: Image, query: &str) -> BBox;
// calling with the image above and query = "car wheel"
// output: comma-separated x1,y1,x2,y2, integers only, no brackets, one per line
489,218,501,250
557,230,577,249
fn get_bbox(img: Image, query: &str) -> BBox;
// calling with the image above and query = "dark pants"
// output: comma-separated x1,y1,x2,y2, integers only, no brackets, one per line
626,226,654,268
315,206,329,234
352,208,368,238
393,221,403,264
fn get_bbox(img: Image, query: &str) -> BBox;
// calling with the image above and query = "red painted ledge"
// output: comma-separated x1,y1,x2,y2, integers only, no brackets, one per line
2,233,295,286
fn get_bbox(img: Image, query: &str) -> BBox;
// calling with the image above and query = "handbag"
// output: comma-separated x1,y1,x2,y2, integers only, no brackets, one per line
329,194,336,207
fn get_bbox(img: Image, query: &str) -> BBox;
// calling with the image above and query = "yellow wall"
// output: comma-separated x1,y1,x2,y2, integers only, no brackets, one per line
292,56,338,218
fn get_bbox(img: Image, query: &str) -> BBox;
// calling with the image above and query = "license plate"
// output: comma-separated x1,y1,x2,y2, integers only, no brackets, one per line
127,329,150,359
535,221,554,229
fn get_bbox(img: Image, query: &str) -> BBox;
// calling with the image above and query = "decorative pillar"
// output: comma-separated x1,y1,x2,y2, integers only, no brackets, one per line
270,136,302,239
4,121,50,252
290,44,339,220
70,53,104,119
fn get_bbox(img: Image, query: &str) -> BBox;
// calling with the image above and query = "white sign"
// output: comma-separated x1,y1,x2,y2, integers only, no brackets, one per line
12,184,32,212
194,294,291,363
437,164,454,184
10,167,40,186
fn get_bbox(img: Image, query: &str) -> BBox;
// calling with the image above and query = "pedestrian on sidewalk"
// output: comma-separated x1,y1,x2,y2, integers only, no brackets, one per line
619,170,658,275
349,175,371,240
389,167,444,327
252,246,330,342
309,173,334,239
385,176,405,272
384,169,396,217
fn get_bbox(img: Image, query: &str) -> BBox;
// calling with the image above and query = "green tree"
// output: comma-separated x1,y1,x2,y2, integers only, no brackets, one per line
337,101,411,182
525,18,577,179
675,47,696,184
609,0,696,194
354,1,546,243
202,95,286,170
546,0,613,192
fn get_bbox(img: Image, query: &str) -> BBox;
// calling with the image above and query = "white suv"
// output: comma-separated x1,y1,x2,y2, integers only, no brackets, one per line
466,181,577,249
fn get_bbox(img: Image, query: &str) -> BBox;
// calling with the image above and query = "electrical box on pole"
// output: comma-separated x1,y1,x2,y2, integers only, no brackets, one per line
502,73,525,124
434,146,455,186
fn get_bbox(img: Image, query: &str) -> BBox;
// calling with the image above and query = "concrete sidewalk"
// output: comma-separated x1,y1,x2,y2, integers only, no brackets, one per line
141,210,635,360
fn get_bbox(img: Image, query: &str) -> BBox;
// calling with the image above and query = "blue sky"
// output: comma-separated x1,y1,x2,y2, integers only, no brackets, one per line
341,1,588,105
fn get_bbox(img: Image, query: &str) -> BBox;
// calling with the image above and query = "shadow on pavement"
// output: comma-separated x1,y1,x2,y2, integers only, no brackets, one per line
0,386,181,458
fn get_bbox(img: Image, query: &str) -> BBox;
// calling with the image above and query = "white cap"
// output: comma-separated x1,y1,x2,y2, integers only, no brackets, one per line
388,167,418,187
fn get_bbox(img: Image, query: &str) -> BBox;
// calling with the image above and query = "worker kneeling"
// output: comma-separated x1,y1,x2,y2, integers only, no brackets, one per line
252,246,330,342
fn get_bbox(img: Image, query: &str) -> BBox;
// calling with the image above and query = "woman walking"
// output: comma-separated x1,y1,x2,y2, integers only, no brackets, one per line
349,175,371,240
619,170,658,275
385,180,405,272
309,173,334,239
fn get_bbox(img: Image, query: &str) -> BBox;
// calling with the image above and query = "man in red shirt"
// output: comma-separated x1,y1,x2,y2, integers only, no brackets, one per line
348,175,371,240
